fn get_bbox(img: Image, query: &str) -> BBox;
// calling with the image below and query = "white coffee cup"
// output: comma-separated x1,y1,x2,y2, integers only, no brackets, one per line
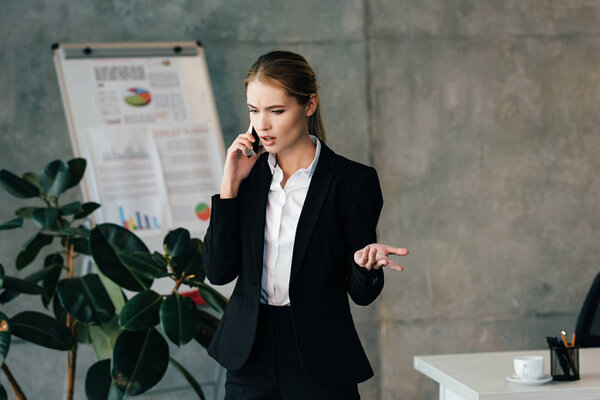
514,356,544,380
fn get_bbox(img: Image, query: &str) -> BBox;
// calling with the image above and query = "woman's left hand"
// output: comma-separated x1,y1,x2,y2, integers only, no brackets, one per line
354,243,409,271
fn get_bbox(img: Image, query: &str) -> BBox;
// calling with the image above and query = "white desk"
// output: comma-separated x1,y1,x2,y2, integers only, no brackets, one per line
414,348,600,400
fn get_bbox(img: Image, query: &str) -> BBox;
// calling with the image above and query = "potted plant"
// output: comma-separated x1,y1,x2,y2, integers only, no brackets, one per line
0,158,227,399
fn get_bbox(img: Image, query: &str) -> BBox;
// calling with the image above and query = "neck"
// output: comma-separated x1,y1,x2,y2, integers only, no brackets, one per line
275,134,316,177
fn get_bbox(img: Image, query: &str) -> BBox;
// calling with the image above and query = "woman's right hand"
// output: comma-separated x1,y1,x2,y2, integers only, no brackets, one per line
221,128,264,197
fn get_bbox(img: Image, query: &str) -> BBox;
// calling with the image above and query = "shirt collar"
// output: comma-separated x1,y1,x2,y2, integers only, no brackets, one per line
268,134,321,177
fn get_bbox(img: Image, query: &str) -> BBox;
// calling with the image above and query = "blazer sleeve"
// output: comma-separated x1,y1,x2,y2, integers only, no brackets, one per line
344,166,385,306
202,179,246,286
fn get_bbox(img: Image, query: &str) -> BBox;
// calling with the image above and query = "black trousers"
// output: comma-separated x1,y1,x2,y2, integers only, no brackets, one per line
224,303,361,400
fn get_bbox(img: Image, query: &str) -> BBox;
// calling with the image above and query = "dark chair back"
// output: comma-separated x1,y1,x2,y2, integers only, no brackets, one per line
575,272,600,347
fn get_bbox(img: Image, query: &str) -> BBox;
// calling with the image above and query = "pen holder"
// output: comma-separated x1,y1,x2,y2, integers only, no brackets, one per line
549,345,580,381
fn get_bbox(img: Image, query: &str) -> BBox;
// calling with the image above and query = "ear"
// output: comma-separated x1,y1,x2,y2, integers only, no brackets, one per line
305,93,318,117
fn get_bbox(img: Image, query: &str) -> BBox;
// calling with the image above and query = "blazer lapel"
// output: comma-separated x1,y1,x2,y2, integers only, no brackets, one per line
289,142,335,286
248,141,336,283
249,154,272,278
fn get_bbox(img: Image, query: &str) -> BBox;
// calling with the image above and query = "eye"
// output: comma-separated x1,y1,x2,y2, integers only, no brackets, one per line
248,109,257,113
272,110,284,114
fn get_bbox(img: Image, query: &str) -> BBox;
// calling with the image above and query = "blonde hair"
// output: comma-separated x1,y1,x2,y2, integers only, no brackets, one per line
244,50,326,144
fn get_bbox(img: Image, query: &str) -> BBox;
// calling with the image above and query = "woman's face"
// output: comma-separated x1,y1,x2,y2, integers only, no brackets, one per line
246,79,311,154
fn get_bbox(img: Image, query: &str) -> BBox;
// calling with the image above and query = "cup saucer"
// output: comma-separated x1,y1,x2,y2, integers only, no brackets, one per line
505,374,553,385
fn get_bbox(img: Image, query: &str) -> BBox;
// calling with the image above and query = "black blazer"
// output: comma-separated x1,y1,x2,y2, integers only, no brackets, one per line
202,140,384,389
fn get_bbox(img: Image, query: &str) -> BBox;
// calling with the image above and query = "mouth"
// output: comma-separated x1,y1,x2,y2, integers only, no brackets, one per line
260,136,277,145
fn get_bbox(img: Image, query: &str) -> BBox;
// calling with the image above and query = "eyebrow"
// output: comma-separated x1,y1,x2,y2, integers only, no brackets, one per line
247,103,286,109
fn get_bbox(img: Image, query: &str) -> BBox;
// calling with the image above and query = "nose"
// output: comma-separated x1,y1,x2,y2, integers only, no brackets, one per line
256,112,271,133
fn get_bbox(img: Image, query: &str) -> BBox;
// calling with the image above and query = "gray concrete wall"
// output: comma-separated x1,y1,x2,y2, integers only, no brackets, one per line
368,1,600,399
1,1,600,399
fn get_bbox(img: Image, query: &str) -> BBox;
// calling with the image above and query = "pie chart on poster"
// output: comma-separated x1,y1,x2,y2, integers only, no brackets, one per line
195,203,211,221
124,88,152,106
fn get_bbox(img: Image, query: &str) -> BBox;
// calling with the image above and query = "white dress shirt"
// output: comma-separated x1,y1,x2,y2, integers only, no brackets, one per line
260,134,322,306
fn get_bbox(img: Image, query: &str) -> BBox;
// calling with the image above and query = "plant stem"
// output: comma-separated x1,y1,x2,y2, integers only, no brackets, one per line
171,278,183,295
66,323,78,400
65,244,77,400
2,363,27,400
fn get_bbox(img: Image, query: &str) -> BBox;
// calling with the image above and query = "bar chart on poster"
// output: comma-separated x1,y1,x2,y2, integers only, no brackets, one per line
53,42,228,295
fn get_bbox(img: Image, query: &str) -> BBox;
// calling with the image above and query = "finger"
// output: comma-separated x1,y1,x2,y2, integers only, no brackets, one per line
372,257,385,270
368,247,377,268
388,247,409,256
385,260,404,271
228,143,243,155
235,143,249,156
238,132,255,146
237,136,254,150
360,245,370,269
245,131,256,142
378,256,390,266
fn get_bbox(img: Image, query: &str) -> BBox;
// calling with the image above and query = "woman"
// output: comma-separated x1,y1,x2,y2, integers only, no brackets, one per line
202,50,408,400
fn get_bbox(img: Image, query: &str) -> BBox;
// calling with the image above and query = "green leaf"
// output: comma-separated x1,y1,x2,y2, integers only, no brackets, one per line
56,275,115,324
1,276,44,296
0,383,6,400
41,263,62,307
89,223,152,291
169,358,206,399
10,311,73,350
42,264,62,307
194,309,220,349
0,264,4,288
86,359,124,400
52,294,67,326
44,252,63,267
71,237,91,255
0,311,11,365
0,265,61,304
67,158,86,189
89,315,121,360
56,227,90,238
160,293,199,346
111,328,169,395
119,290,162,330
21,172,41,190
151,251,168,268
42,254,64,306
40,160,71,197
164,230,203,279
59,201,82,216
97,269,127,315
77,321,92,344
174,238,205,280
0,218,23,231
0,169,40,198
117,251,170,280
32,208,62,230
16,232,54,270
194,281,228,314
164,228,191,258
15,206,40,219
74,202,100,219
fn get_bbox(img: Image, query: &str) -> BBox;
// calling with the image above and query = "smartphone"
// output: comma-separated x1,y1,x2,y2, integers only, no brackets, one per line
247,122,261,157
